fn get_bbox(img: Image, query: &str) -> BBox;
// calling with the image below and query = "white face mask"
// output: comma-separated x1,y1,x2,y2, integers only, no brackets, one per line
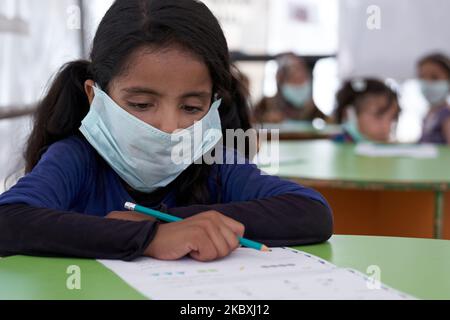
343,107,369,143
419,80,450,106
79,86,223,193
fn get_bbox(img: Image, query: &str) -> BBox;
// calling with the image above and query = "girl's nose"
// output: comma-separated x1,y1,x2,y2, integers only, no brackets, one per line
158,119,179,134
148,107,180,134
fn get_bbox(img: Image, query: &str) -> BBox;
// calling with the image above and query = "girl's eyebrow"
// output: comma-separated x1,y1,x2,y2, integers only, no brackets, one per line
122,87,211,98
181,91,211,99
122,86,161,96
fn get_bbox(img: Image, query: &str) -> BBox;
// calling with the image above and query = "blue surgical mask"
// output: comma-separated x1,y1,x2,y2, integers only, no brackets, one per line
419,80,450,106
281,82,312,108
79,86,223,193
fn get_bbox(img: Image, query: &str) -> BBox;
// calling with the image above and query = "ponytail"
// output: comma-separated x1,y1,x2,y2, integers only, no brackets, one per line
24,60,92,172
335,80,358,123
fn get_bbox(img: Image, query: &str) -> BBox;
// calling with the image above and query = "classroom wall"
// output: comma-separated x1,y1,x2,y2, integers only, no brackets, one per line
0,116,30,193
0,0,82,190
339,0,450,81
0,0,82,106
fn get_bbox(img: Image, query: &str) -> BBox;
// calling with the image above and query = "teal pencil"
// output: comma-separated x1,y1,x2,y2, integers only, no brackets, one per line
124,202,270,252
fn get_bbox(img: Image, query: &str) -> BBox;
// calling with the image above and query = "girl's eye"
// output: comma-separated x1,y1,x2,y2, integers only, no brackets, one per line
128,102,154,110
182,105,203,114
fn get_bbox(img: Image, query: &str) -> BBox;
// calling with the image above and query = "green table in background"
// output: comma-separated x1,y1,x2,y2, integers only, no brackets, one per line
1,235,449,300
257,121,342,141
259,140,450,239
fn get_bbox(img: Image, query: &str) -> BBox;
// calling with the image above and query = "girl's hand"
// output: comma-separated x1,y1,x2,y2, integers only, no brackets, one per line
144,210,245,262
106,211,156,222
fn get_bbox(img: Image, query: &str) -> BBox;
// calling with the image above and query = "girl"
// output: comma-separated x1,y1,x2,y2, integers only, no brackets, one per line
417,53,450,144
254,53,326,123
333,78,400,143
0,0,332,262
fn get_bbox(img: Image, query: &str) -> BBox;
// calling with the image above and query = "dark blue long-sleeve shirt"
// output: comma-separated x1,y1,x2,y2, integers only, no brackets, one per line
0,136,333,260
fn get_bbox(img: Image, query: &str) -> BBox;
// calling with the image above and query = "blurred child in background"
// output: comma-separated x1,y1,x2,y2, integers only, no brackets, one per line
333,78,400,143
417,53,450,145
253,53,326,123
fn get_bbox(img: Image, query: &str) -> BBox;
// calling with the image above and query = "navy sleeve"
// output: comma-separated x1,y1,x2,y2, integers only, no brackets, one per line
168,193,333,246
0,137,91,210
219,149,330,207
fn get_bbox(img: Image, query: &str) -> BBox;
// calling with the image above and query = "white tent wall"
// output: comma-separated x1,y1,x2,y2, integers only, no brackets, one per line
80,0,114,58
0,0,82,192
339,0,450,81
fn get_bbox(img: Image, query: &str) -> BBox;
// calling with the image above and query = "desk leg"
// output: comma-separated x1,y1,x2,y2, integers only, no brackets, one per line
434,191,444,239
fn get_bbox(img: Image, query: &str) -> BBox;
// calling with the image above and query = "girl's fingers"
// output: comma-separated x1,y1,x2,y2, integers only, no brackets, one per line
217,214,245,238
188,228,218,262
219,225,240,251
184,211,244,261
189,211,245,238
200,220,233,258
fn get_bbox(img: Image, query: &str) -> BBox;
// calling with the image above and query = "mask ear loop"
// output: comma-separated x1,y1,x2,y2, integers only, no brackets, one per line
346,105,358,124
93,83,104,91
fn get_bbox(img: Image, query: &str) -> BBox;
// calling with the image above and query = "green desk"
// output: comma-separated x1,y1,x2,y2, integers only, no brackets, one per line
0,235,449,300
257,121,342,141
259,140,450,239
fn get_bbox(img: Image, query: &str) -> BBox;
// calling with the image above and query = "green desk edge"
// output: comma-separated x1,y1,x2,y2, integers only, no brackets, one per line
259,140,450,191
258,140,450,239
1,235,449,300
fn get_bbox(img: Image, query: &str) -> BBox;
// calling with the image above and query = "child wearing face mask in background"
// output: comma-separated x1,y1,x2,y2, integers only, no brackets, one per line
253,53,326,123
417,53,450,145
333,78,400,143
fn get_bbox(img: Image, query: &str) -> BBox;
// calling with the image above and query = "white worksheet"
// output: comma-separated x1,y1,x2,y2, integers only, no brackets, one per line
98,248,413,300
355,143,438,159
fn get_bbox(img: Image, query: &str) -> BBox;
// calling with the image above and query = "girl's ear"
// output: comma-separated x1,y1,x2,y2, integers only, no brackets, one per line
84,79,95,105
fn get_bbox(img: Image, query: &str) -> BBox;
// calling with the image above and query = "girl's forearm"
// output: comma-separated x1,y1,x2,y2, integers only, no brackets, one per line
0,204,158,260
167,193,333,246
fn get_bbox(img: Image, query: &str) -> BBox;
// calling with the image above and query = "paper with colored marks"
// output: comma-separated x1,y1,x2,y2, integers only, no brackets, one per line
98,247,413,300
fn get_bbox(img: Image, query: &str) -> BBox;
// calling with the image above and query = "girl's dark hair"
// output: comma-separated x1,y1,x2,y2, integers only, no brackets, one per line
334,78,399,123
418,52,450,78
275,52,311,85
25,0,251,205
